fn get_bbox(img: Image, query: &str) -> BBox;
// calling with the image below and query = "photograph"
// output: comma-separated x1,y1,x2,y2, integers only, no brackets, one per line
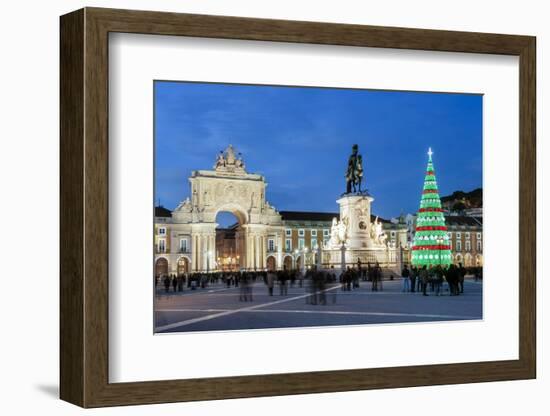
0,0,540,412
153,81,483,334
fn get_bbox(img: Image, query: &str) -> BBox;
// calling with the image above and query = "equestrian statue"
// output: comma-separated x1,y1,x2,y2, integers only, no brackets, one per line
345,144,364,194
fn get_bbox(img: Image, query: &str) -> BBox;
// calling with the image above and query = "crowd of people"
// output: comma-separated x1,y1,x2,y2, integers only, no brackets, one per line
400,263,482,296
155,262,482,300
155,268,339,304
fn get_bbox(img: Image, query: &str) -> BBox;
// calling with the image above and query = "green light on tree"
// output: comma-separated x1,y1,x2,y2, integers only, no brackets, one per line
411,148,452,267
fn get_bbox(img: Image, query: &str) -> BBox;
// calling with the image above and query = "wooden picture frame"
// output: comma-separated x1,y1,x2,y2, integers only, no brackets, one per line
60,7,536,408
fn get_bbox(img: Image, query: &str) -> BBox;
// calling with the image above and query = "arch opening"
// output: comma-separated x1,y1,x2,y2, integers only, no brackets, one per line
215,211,244,272
266,256,276,271
177,257,189,275
283,255,293,271
155,257,168,277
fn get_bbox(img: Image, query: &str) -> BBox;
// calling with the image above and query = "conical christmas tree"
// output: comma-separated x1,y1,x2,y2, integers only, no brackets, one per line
411,148,452,267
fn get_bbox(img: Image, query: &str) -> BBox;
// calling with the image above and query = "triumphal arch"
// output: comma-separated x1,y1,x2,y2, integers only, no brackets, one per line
170,145,284,272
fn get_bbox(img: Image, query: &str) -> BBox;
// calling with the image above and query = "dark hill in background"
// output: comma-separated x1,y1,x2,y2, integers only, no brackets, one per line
441,188,482,211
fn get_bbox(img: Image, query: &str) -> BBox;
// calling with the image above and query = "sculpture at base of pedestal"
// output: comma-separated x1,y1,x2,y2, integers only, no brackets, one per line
327,193,388,250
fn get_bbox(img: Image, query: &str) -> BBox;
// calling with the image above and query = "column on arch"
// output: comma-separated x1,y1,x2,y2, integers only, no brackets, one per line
210,233,216,271
246,231,254,270
255,234,261,271
277,232,283,271
251,234,256,270
191,234,198,272
197,234,203,272
203,233,211,272
262,234,268,270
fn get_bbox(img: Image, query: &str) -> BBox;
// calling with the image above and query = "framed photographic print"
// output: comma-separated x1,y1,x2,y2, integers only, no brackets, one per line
60,7,536,408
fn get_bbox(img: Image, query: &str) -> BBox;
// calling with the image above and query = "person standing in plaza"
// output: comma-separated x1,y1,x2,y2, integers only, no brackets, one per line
163,275,170,293
376,262,383,291
366,262,372,282
239,273,253,302
299,269,305,288
266,270,275,296
346,267,353,291
410,266,417,293
401,264,410,292
279,271,288,296
239,273,247,301
290,270,296,288
308,269,318,304
352,267,360,289
458,262,466,293
246,272,254,301
420,265,429,296
433,266,443,296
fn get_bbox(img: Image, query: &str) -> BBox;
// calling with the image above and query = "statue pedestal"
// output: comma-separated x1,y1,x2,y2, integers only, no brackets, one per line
337,193,375,250
323,191,400,272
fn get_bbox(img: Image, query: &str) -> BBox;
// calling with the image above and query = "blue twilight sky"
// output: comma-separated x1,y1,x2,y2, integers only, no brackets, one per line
154,81,482,226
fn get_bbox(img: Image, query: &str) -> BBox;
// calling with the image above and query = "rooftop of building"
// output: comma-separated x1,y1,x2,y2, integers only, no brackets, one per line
279,210,339,222
444,215,483,227
280,210,392,224
154,205,172,218
155,206,397,226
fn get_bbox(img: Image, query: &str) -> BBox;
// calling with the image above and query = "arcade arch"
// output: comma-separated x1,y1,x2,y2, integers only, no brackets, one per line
155,257,168,277
177,256,189,275
266,256,276,271
283,255,293,271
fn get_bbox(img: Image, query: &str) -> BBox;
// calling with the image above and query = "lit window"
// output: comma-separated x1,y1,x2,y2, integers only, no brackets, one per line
323,229,329,237
456,232,461,239
477,232,482,240
465,232,471,240
285,239,292,251
158,239,166,253
285,229,292,237
465,241,471,251
456,241,462,251
298,229,305,237
268,239,275,252
179,238,187,252
298,238,305,249
311,239,318,249
311,229,317,237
